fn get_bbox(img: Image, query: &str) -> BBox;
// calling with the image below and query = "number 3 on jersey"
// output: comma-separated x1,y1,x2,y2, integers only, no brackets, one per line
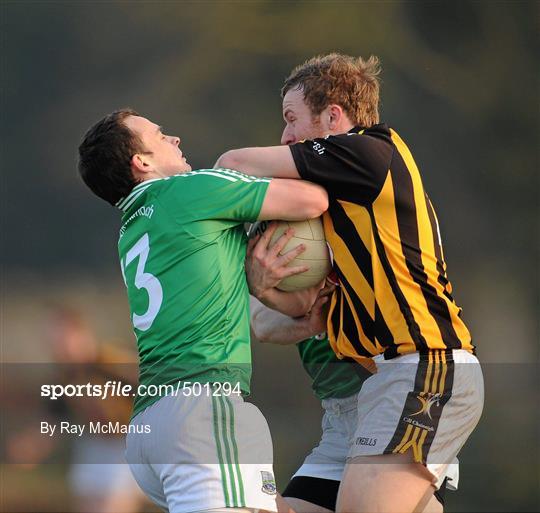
121,233,163,331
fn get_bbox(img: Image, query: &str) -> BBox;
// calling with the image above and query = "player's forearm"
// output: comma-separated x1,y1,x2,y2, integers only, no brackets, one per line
257,287,316,318
215,146,300,179
257,179,328,221
251,297,314,345
252,310,310,345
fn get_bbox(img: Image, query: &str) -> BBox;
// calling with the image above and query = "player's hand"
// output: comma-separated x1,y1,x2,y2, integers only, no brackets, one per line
319,278,336,298
296,289,332,337
246,222,309,298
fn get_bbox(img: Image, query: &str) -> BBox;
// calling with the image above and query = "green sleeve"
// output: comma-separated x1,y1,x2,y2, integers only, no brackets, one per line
159,169,270,223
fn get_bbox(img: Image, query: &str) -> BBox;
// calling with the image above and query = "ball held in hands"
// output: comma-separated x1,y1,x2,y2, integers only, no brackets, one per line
248,218,332,292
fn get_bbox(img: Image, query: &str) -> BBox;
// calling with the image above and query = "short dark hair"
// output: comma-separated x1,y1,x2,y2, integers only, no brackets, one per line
78,108,144,206
282,53,381,128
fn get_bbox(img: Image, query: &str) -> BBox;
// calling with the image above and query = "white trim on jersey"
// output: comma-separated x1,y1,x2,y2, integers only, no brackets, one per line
116,178,164,211
116,170,270,213
119,184,155,212
179,171,238,182
217,168,271,183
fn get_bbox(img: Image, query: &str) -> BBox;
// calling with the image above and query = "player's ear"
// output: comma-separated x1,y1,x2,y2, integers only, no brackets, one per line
131,153,152,176
327,104,343,130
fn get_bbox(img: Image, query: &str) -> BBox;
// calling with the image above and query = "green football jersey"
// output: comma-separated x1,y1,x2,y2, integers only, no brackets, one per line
117,169,270,417
297,335,366,400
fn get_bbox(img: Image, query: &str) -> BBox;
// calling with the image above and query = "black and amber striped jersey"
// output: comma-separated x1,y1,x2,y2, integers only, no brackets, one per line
290,124,473,363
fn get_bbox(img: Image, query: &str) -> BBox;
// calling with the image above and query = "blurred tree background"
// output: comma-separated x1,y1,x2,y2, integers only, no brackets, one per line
1,1,538,512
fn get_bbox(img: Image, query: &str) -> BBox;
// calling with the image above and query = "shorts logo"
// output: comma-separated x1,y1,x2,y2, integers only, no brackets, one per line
410,392,441,420
260,471,277,495
355,436,377,446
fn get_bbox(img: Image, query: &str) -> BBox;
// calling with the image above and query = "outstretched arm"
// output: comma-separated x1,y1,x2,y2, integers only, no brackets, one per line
258,178,328,221
216,146,300,179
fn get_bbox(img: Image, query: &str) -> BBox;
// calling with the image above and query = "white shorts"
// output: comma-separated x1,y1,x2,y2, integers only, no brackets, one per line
293,393,358,482
125,390,278,513
293,392,460,490
349,349,484,489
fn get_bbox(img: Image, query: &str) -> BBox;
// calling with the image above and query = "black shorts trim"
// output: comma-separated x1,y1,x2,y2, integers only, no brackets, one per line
282,475,447,510
282,476,339,511
434,476,447,506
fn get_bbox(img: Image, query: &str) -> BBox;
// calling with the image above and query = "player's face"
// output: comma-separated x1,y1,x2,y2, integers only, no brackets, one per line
124,115,191,176
281,87,327,145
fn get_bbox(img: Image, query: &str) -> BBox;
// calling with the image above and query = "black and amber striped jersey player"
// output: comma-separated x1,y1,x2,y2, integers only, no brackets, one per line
288,124,474,364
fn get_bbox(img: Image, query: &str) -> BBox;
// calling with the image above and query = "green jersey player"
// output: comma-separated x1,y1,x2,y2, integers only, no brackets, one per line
77,109,328,513
250,295,364,513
